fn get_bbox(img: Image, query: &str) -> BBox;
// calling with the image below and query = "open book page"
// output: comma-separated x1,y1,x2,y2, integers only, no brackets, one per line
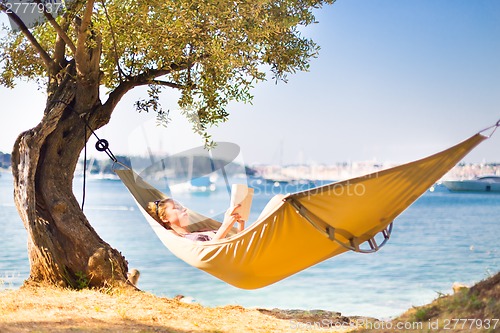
230,184,254,221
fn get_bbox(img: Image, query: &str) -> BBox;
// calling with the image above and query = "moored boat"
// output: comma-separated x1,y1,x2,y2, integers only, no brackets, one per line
442,176,500,192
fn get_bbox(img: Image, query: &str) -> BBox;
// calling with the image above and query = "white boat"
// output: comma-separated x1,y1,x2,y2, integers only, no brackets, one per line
170,175,217,194
442,176,500,192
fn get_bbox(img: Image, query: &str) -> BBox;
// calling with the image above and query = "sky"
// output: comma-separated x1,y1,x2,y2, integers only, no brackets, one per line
1,0,500,166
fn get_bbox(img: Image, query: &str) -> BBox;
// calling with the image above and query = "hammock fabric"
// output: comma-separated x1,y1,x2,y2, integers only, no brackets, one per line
115,133,486,289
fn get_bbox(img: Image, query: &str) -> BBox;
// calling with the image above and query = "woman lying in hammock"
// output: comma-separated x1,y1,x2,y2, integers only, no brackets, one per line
147,198,244,241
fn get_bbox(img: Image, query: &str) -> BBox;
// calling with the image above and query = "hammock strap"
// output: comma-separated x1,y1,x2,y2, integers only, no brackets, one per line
478,118,500,138
287,197,393,254
287,197,353,242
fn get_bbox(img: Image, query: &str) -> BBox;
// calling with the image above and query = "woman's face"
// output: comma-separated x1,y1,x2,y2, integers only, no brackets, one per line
162,200,189,228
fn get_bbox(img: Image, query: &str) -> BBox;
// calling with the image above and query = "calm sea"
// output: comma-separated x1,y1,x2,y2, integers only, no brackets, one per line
1,171,499,319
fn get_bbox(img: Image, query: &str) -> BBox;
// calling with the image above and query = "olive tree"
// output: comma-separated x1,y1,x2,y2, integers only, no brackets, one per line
0,0,334,288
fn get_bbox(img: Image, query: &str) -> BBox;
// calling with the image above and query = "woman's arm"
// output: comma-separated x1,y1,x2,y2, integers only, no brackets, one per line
212,204,243,240
236,220,245,233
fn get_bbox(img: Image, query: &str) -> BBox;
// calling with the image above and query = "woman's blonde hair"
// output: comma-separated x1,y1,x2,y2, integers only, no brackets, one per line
146,198,174,228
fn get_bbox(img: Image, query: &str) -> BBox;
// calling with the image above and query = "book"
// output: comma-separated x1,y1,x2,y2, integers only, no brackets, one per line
230,184,254,221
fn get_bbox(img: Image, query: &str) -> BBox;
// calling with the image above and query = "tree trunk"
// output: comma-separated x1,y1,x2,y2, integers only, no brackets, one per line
11,71,129,288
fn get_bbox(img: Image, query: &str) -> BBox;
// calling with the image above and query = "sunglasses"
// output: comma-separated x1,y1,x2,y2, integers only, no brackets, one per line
154,200,161,219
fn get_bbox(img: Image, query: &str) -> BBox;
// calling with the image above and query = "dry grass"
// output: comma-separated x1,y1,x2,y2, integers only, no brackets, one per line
0,283,356,333
357,272,500,333
2,272,498,333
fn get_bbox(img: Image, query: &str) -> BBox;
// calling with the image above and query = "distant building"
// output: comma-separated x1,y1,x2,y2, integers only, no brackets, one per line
0,152,12,169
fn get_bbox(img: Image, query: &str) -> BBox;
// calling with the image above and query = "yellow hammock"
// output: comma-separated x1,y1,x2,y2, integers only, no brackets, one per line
115,133,486,289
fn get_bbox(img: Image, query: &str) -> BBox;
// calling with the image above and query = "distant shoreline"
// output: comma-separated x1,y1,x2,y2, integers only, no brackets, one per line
2,161,499,182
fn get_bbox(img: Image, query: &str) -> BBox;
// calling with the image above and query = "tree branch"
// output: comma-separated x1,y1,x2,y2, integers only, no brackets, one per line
34,0,76,54
133,58,200,84
99,81,135,123
99,0,125,82
75,0,96,75
149,80,184,89
53,18,70,71
99,66,188,121
99,56,206,126
80,0,95,36
0,3,53,68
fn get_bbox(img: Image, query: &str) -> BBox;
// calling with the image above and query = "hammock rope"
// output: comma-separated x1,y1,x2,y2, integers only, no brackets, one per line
479,117,500,138
50,100,119,209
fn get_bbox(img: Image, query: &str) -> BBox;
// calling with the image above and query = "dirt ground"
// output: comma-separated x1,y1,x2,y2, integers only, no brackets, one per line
0,284,365,332
2,271,498,333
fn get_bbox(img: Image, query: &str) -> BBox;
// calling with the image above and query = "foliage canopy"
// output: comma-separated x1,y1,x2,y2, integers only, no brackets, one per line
1,0,334,140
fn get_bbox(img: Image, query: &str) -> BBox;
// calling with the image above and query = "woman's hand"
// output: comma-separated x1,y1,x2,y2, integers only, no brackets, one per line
223,204,243,225
213,204,245,240
228,204,246,232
